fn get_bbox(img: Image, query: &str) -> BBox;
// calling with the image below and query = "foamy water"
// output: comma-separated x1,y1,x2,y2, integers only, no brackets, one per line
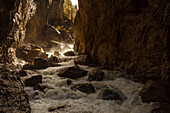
24,60,153,113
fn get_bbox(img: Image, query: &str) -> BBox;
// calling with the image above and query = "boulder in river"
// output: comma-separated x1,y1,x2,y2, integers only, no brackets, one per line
152,103,170,113
63,51,75,56
139,80,170,103
71,83,95,94
87,69,105,82
48,56,59,63
33,57,49,69
58,66,87,79
22,63,34,70
54,51,61,56
98,88,127,102
19,70,28,77
24,75,42,87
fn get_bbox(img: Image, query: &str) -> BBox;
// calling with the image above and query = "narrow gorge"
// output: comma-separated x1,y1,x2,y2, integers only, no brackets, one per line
0,0,170,113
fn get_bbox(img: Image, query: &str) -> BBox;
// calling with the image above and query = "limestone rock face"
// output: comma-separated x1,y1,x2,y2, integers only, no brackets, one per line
74,0,170,79
0,64,31,112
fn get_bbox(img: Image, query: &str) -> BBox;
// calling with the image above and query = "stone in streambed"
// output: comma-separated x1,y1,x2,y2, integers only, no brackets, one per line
139,80,170,103
87,69,105,82
98,88,127,102
24,75,42,87
66,79,73,85
71,83,95,94
48,56,59,63
19,70,28,77
63,51,75,56
58,67,87,79
152,103,170,113
54,51,61,56
22,63,34,70
48,105,70,112
33,57,48,69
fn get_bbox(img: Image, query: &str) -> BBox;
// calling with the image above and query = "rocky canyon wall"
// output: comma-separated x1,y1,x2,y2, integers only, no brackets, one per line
0,0,36,112
0,0,36,62
74,0,170,80
25,0,73,50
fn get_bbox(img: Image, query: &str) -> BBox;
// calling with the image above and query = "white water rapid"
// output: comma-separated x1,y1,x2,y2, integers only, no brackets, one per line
23,58,153,113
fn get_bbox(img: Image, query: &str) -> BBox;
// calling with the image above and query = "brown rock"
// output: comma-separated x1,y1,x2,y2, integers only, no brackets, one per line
58,66,87,79
54,51,61,56
24,75,42,87
139,80,170,103
152,103,170,113
19,70,28,77
63,51,75,56
74,0,170,79
71,83,95,94
0,64,31,112
87,69,105,82
48,56,59,63
23,64,34,70
98,88,127,102
33,57,49,69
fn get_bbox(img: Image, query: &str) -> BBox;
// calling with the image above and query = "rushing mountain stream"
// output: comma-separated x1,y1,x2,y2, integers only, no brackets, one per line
22,57,154,113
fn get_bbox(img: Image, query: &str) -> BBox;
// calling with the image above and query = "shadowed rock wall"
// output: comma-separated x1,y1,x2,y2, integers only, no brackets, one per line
74,0,170,80
0,0,36,112
0,0,36,62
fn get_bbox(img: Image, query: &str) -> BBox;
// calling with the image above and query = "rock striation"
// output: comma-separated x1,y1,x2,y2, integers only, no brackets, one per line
0,0,36,63
0,64,31,113
74,0,170,80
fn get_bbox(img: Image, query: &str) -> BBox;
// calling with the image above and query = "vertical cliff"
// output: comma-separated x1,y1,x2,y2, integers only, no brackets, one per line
74,0,170,80
25,0,73,49
0,0,36,112
0,0,36,62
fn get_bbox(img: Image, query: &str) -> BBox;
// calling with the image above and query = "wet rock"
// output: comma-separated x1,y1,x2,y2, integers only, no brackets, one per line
139,80,170,103
37,53,48,60
71,83,95,94
98,88,127,102
87,69,105,82
16,43,43,63
19,70,28,77
22,63,34,70
48,56,59,63
24,75,42,87
48,105,69,112
152,103,170,113
66,79,73,85
63,51,75,56
58,67,87,79
74,55,88,65
34,83,47,92
54,51,61,56
33,57,49,69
